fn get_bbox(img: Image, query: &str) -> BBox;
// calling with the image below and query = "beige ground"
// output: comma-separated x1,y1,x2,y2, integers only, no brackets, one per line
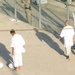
0,0,75,75
0,13,75,75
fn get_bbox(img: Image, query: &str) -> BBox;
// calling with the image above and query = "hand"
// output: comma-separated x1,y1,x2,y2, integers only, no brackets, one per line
59,37,61,40
21,0,23,3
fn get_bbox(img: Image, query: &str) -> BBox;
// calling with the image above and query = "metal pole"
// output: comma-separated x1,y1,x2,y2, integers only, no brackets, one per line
73,13,75,28
14,0,17,22
66,0,70,20
39,0,41,28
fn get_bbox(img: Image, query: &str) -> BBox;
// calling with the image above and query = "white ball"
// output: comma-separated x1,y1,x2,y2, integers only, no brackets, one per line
0,63,3,68
8,63,14,69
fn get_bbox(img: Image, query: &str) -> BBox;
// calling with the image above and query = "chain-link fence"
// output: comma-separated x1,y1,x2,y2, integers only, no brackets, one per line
0,0,75,34
31,0,75,39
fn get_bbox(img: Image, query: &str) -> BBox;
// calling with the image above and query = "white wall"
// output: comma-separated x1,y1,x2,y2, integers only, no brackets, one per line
32,0,48,4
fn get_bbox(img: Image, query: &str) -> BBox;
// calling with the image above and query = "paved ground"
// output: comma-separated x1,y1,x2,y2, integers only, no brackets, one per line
0,0,75,75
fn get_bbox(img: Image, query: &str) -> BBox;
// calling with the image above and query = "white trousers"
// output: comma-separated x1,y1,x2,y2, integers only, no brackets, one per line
65,46,71,55
13,54,23,67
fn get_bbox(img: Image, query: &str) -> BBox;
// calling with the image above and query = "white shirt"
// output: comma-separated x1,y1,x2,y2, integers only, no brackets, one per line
11,34,25,54
60,25,74,47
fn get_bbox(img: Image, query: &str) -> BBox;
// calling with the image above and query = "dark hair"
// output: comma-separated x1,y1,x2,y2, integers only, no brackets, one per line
10,29,15,34
65,20,69,23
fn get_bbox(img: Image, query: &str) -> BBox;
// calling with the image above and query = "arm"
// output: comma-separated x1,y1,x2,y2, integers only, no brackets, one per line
12,47,14,56
59,29,64,40
73,35,75,43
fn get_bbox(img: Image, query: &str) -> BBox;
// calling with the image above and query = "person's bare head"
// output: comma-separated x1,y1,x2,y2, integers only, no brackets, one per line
10,29,16,36
65,20,69,26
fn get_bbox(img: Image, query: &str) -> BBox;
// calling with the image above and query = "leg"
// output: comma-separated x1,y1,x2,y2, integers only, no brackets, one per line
65,46,71,60
18,54,23,70
13,55,19,70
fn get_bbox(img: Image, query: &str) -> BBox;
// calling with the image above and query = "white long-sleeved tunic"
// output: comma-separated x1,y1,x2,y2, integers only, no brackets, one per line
11,34,25,54
60,26,74,47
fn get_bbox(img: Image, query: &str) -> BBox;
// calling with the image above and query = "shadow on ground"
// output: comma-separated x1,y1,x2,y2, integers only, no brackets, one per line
34,28,66,57
72,44,75,54
0,0,27,22
0,42,12,66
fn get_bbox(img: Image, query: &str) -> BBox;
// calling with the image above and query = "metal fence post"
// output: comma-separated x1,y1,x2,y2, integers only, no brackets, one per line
14,0,17,22
66,0,70,20
39,0,41,28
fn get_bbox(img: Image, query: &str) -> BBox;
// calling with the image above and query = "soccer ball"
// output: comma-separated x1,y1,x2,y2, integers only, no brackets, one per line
8,63,14,69
0,63,3,68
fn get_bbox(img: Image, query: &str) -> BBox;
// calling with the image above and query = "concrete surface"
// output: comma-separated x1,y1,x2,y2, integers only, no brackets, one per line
0,0,75,75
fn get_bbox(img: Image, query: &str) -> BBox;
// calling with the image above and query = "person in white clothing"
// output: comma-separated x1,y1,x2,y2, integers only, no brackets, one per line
59,20,74,60
10,29,25,71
